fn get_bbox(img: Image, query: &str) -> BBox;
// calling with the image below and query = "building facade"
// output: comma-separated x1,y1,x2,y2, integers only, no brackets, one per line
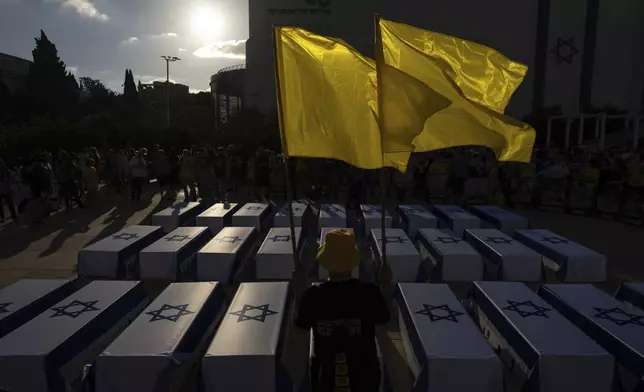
245,0,644,118
0,52,31,93
210,64,245,131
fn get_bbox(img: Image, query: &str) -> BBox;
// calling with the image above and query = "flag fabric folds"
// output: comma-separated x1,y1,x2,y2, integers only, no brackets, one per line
274,26,410,171
377,17,536,163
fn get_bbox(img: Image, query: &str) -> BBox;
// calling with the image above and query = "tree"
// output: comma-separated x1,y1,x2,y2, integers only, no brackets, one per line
27,30,79,117
123,69,138,104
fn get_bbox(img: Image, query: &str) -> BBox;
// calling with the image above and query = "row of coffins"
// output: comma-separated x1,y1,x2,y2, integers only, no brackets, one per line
77,202,606,284
1,279,643,391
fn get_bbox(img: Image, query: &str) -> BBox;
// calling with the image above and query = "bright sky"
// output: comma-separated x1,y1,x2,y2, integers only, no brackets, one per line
0,0,249,93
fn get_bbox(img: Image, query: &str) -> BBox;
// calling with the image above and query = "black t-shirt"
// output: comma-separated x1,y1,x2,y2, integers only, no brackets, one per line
296,279,390,391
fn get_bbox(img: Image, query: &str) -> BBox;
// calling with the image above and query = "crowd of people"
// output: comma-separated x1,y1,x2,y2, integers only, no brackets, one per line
0,143,642,225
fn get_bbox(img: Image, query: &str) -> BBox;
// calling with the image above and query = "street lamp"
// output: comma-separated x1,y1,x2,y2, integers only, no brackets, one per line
161,55,181,128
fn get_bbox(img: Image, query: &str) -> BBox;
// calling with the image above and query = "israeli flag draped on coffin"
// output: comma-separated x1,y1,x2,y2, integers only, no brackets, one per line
464,229,542,282
95,282,225,392
152,202,208,233
361,204,392,234
432,205,481,237
318,227,358,281
471,281,614,392
318,204,347,231
371,229,422,282
197,226,256,282
256,227,304,280
0,281,148,392
202,282,291,392
274,202,308,227
139,227,212,281
470,205,529,236
397,283,503,392
515,229,607,282
77,225,164,278
398,205,438,239
196,203,240,235
416,229,483,282
232,202,270,231
0,279,78,339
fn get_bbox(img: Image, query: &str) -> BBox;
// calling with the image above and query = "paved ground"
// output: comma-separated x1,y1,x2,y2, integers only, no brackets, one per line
1,192,643,391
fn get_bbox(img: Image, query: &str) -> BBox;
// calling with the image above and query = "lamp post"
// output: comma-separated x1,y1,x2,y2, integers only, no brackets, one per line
161,56,181,128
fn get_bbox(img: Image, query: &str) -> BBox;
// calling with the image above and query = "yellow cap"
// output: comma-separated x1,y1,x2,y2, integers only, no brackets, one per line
317,229,359,274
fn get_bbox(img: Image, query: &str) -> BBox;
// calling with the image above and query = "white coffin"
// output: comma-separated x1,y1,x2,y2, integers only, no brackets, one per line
274,203,308,227
0,281,148,392
470,205,529,236
318,228,358,280
539,284,644,387
416,229,483,282
361,204,393,234
203,282,291,392
78,225,164,278
615,283,644,311
139,227,212,281
96,282,226,392
464,229,542,282
515,229,607,282
398,283,503,392
151,202,207,233
0,279,77,339
256,227,304,280
318,204,347,231
197,227,256,283
432,205,481,237
371,229,421,282
472,282,614,392
196,203,239,235
232,202,270,231
398,205,438,239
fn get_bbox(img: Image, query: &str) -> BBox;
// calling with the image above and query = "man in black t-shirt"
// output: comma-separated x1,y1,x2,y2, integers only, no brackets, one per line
295,229,392,392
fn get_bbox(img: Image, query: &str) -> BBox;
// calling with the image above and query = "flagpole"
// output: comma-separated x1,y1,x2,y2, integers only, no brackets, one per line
374,14,389,268
272,26,304,279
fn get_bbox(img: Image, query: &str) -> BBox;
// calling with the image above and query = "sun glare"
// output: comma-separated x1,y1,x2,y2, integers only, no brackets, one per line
190,3,224,42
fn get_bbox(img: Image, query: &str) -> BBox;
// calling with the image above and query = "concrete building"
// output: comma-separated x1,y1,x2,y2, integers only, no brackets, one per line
210,64,245,131
0,52,31,93
139,81,190,101
245,0,644,118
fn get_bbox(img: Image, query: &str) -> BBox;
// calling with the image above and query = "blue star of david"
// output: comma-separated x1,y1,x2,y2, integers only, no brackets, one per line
219,236,243,244
166,235,190,242
269,235,292,242
434,237,462,244
50,300,100,319
593,307,644,327
416,304,464,323
486,237,513,245
551,37,579,65
146,304,194,322
380,236,408,244
229,304,278,322
112,233,140,241
503,300,552,319
247,206,262,211
0,302,12,314
541,236,569,245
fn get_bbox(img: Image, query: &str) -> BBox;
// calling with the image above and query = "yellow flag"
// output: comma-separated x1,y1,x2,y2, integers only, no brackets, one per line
377,18,536,162
274,26,410,171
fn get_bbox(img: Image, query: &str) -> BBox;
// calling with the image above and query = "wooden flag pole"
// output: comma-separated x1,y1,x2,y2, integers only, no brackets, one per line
374,14,389,268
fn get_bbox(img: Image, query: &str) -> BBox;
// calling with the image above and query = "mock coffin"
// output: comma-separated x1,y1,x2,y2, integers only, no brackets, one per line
274,202,308,228
360,204,392,235
232,202,270,231
0,279,78,339
397,283,503,392
432,205,481,237
256,227,304,280
0,281,148,392
151,202,207,233
78,225,164,278
202,282,290,392
470,205,529,236
318,204,347,232
464,229,542,282
515,229,606,282
197,226,256,283
95,282,226,392
416,229,483,282
539,284,644,389
318,228,358,280
398,205,438,239
470,282,614,392
196,203,239,235
370,229,421,282
615,283,644,311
